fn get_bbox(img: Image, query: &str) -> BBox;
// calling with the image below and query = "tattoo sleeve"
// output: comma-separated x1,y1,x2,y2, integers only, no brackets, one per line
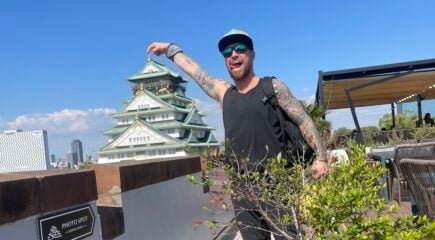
192,67,216,97
272,78,328,162
173,52,229,102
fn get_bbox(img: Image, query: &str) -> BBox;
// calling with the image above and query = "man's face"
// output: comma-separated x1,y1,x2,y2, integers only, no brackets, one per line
223,43,255,81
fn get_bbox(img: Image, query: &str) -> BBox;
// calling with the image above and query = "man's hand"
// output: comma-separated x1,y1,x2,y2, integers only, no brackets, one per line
147,42,171,56
312,160,328,179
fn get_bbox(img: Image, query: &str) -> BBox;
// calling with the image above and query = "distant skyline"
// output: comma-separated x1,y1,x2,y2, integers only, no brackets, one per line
1,1,434,157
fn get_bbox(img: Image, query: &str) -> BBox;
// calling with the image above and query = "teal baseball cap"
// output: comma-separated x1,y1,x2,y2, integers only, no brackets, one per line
218,29,254,52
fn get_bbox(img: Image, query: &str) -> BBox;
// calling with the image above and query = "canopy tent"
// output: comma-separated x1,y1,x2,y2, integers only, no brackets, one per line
316,58,435,143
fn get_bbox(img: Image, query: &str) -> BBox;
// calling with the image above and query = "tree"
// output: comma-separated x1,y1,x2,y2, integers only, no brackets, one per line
304,103,331,135
379,110,418,130
334,127,352,136
190,145,435,239
78,160,94,169
361,125,379,134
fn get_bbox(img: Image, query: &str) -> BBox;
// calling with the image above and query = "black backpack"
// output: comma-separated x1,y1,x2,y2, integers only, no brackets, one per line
260,76,314,162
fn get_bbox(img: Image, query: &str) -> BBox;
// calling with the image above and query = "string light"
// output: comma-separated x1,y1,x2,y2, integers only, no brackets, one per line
396,83,435,103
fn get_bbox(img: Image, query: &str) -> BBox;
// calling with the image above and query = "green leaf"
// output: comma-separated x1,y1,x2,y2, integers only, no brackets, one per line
205,220,216,229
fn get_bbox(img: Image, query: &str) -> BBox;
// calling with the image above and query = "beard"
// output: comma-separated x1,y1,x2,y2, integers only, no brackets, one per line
228,59,253,82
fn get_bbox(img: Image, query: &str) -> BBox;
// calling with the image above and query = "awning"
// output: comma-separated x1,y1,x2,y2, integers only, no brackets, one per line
315,58,435,143
317,59,435,110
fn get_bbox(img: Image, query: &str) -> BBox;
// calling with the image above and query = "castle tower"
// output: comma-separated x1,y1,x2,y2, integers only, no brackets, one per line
97,58,220,163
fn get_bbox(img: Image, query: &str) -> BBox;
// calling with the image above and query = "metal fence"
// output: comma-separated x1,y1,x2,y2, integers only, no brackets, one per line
335,127,435,148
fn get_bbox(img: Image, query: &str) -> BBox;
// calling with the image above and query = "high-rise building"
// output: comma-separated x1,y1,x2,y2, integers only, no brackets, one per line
70,139,84,165
0,129,50,173
97,58,220,163
50,153,56,163
49,153,57,168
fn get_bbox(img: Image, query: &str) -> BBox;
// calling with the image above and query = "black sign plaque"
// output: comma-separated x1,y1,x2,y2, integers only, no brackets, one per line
38,204,95,240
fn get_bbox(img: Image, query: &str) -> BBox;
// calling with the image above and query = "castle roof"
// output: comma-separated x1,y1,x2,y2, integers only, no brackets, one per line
127,58,187,83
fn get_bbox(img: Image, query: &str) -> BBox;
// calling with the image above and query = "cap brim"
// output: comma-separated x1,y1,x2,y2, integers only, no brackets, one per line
218,34,253,52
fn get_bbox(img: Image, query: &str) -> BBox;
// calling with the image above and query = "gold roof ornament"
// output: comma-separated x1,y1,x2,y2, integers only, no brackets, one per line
134,82,145,96
192,99,196,107
158,87,169,94
147,54,151,63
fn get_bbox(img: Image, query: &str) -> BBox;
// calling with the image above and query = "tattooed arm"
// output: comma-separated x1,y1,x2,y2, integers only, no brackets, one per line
147,42,230,104
174,54,231,103
272,78,328,178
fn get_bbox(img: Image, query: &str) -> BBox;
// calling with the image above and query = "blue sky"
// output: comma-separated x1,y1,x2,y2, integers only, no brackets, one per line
1,1,434,158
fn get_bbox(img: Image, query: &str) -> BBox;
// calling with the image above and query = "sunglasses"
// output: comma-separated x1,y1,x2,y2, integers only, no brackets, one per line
221,44,248,58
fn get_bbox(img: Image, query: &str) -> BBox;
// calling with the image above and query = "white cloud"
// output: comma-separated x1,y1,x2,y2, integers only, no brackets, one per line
305,94,316,105
195,99,224,141
301,87,309,93
1,108,116,158
327,105,391,130
7,108,116,134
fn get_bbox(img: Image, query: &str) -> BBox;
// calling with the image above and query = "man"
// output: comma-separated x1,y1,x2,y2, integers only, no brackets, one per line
148,29,328,239
424,113,434,126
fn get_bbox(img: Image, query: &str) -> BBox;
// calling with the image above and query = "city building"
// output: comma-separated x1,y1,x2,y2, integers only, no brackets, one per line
71,139,84,165
50,153,56,164
97,58,220,163
0,129,50,173
56,156,72,169
49,153,57,168
65,151,74,169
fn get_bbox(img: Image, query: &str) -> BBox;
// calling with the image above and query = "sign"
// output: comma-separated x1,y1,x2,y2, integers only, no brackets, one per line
38,204,95,240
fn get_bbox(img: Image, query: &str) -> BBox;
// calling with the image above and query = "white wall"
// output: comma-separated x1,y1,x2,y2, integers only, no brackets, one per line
98,149,190,164
0,130,50,173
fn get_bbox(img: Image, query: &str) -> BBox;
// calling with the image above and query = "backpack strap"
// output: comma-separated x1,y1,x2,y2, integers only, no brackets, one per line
259,76,289,155
260,76,277,105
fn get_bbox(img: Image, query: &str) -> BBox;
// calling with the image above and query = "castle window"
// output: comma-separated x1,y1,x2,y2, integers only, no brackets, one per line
138,104,150,110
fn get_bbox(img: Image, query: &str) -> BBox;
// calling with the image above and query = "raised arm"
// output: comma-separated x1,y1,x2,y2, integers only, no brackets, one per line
147,42,230,104
272,78,328,178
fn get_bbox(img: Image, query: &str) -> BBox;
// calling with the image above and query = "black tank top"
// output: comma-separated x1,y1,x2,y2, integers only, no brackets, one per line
223,78,283,167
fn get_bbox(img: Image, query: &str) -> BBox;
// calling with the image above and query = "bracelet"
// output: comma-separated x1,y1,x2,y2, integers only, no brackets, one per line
166,43,183,61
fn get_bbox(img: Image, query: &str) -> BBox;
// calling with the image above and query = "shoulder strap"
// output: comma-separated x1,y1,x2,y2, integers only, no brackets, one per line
259,76,288,154
259,76,278,106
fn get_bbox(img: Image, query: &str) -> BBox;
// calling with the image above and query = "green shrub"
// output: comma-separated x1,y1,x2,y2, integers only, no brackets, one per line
190,145,435,239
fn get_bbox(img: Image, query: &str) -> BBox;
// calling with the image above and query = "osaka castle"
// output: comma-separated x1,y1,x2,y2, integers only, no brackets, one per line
97,57,221,163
